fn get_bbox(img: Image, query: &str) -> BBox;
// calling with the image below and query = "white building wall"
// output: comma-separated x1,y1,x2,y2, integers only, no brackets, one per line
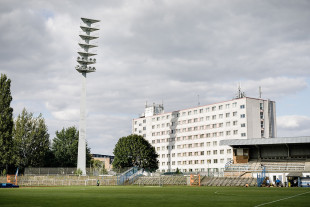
132,97,276,174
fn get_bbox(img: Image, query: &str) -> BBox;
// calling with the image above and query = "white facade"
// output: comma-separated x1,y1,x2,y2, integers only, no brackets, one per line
132,97,276,174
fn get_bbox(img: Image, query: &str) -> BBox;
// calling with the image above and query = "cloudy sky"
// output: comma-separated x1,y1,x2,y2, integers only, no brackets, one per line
1,0,310,155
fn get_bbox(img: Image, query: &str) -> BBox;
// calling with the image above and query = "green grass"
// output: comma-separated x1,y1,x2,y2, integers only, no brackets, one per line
0,186,309,207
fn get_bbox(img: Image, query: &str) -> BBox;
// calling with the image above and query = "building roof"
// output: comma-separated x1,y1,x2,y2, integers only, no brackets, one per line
220,136,310,146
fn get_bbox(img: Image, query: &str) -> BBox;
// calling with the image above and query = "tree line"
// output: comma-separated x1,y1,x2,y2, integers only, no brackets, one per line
0,74,91,174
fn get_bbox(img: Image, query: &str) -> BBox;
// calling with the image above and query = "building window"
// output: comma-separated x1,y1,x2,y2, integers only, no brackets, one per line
213,150,217,155
240,105,245,109
220,150,224,154
219,132,223,136
172,161,175,165
206,108,210,112
241,123,246,127
188,111,192,115
199,109,203,113
206,142,211,146
260,103,264,110
212,106,216,111
219,123,223,127
194,110,197,114
226,113,230,118
213,159,218,164
201,151,204,155
143,127,146,130
212,115,216,120
207,159,211,164
220,159,224,163
241,133,246,137
226,122,230,127
212,124,217,128
213,141,217,146
233,112,237,116
232,102,237,107
240,114,245,118
219,105,223,110
219,114,223,119
200,117,204,121
226,131,231,136
212,132,217,137
206,116,210,121
207,151,211,155
226,104,230,109
233,121,238,126
233,130,238,135
182,112,186,116
227,149,232,154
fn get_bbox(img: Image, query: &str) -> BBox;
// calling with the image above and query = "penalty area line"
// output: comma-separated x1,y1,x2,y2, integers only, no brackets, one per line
253,191,310,207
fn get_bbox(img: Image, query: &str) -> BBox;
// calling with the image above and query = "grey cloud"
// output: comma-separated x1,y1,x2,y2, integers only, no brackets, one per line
1,0,310,155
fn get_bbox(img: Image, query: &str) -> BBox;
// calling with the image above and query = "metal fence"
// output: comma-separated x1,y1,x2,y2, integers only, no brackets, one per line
24,167,111,176
1,175,118,186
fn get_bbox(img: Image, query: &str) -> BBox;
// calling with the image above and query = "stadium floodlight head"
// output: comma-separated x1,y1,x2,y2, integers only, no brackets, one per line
76,17,100,175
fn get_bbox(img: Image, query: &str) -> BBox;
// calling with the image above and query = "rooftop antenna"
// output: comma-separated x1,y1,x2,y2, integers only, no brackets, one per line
259,86,262,98
76,17,100,176
197,94,200,106
235,82,246,99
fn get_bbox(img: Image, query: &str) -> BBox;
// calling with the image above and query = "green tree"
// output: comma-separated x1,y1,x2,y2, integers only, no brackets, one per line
92,159,107,175
0,74,14,173
52,126,91,167
13,108,50,168
113,134,159,172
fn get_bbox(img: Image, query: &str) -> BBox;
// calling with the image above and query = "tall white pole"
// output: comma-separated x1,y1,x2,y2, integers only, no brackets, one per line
77,72,87,175
75,17,100,176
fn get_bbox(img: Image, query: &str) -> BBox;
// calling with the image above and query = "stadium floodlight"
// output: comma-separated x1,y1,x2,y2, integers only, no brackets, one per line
76,17,100,175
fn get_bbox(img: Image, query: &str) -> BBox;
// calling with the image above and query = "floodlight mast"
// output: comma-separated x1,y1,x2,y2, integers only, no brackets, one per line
76,17,100,175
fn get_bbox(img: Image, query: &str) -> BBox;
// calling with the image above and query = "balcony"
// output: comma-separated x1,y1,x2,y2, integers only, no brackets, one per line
75,65,96,73
77,57,96,64
78,42,98,49
79,32,99,40
77,51,97,57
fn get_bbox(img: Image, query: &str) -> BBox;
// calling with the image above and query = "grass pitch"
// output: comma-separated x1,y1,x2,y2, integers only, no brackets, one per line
0,186,309,207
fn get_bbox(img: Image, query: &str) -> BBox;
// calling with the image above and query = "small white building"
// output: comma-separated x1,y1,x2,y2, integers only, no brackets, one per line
132,97,276,175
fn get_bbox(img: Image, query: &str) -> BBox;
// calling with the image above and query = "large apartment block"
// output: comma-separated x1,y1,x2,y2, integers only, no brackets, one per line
132,97,276,174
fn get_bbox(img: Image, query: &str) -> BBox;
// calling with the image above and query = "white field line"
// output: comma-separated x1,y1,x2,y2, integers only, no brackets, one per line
254,191,310,207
